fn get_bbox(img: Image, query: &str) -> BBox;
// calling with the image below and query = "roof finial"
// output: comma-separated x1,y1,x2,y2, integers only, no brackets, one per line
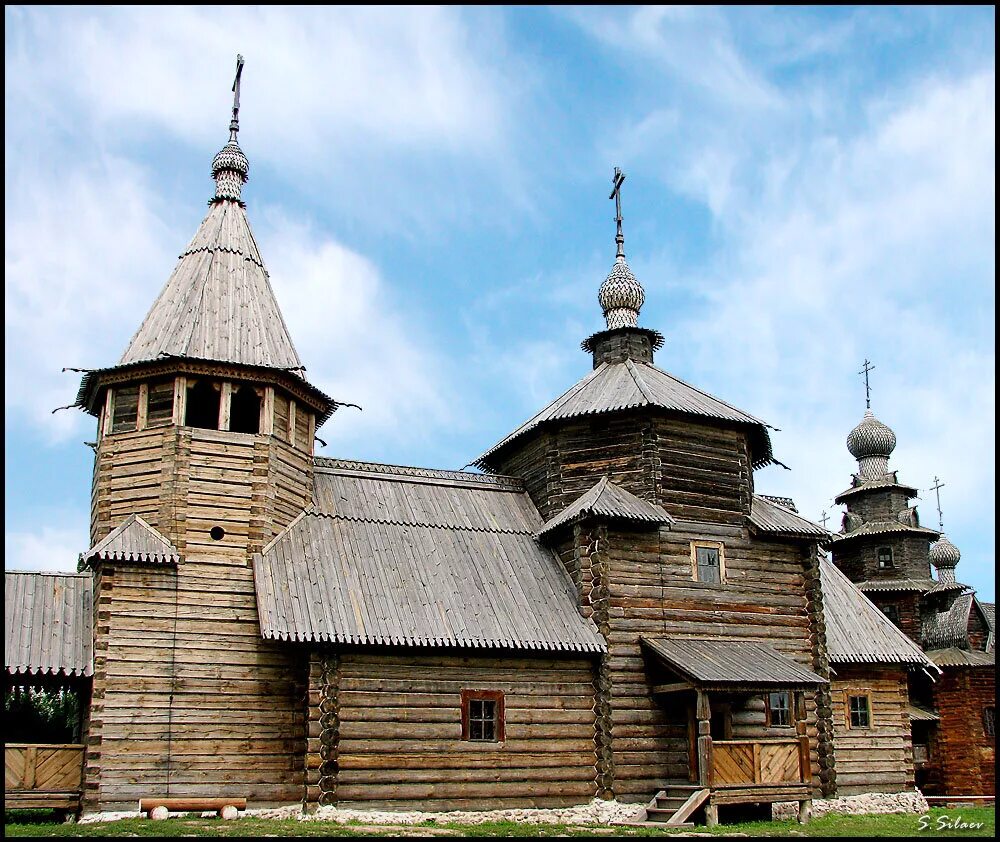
211,54,250,202
229,54,245,142
930,476,946,531
610,167,626,260
597,166,644,329
859,358,875,410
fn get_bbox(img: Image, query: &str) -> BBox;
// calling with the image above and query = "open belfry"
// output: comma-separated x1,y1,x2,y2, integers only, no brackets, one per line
4,58,993,822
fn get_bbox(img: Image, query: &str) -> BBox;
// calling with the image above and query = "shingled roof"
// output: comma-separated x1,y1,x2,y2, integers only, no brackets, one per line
923,592,976,650
750,495,829,542
537,476,673,540
119,199,301,370
830,519,939,544
820,558,933,668
253,459,605,653
81,514,180,566
5,571,93,679
475,357,775,471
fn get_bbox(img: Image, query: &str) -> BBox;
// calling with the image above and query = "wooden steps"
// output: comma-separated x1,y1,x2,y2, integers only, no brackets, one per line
644,784,709,826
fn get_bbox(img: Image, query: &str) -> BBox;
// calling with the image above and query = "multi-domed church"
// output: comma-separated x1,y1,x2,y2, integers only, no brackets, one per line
4,63,994,822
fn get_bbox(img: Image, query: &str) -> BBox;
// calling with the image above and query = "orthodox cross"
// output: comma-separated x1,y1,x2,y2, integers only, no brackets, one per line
229,54,245,141
930,476,946,531
820,510,829,530
610,167,626,259
859,358,875,410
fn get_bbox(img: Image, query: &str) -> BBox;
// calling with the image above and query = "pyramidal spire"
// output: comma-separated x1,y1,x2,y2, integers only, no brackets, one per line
211,54,250,203
598,167,645,329
118,55,302,372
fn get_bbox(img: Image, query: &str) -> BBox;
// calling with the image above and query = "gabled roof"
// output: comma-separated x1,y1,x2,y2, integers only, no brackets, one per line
253,459,605,654
537,476,673,540
908,705,939,722
750,495,829,542
81,514,180,566
641,637,826,689
475,358,775,471
119,199,302,371
831,519,939,543
979,600,995,652
820,558,934,668
5,571,93,678
923,592,975,650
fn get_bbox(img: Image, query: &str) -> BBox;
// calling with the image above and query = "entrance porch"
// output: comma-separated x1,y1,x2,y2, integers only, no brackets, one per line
641,637,826,826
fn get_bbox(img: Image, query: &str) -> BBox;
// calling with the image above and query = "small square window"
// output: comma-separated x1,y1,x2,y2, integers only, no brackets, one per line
767,692,791,727
848,694,871,728
985,707,995,738
462,690,504,743
877,547,894,569
882,604,901,627
692,543,724,584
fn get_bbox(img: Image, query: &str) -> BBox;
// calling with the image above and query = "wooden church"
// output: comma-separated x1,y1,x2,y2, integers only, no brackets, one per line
5,61,993,822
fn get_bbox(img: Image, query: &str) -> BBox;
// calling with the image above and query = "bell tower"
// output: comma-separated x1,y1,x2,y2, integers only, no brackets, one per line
77,57,337,810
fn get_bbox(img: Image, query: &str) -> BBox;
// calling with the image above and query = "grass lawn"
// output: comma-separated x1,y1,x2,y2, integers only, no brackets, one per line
3,807,994,837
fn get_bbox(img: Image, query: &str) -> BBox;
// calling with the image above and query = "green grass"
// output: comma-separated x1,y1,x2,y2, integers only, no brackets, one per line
4,806,994,837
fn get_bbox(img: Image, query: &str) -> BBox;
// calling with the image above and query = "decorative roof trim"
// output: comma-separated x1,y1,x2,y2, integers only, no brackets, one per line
831,520,940,543
581,326,665,353
834,475,918,504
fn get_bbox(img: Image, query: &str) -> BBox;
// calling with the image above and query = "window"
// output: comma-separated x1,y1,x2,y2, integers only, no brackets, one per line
692,542,724,584
111,385,140,433
461,689,505,742
230,385,261,434
185,380,221,430
766,692,791,727
877,547,894,569
882,604,901,627
147,380,175,427
848,694,871,728
985,707,995,738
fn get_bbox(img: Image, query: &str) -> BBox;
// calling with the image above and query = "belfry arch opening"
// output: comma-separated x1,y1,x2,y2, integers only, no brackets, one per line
230,385,261,434
185,380,221,430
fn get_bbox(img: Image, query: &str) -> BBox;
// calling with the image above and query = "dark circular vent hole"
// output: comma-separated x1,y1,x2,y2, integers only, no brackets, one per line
210,526,226,541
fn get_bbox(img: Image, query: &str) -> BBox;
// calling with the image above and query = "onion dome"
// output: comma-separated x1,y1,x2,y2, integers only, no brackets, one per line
930,534,961,583
846,409,896,479
211,140,249,202
599,256,645,329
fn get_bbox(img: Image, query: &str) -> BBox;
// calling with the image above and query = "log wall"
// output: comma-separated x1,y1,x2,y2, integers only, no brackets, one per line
85,417,315,810
829,666,914,794
307,651,599,811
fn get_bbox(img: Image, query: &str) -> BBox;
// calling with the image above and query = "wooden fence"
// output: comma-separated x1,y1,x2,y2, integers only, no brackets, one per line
4,744,85,811
711,738,803,787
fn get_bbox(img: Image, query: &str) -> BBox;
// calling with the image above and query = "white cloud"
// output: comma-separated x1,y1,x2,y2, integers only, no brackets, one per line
5,513,90,573
4,157,178,441
257,210,459,456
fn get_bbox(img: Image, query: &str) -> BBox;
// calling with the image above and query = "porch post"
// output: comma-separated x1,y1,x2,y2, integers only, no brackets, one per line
696,689,718,827
794,691,812,823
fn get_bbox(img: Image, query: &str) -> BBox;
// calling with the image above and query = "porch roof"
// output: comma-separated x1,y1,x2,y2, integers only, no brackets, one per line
642,637,826,690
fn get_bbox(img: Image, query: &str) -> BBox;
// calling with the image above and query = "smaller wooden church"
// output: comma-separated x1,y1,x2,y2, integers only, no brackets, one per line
829,407,995,796
4,61,993,822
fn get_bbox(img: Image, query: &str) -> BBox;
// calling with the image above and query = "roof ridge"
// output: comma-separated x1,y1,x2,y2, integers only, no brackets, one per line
295,508,535,536
314,457,525,490
623,358,657,405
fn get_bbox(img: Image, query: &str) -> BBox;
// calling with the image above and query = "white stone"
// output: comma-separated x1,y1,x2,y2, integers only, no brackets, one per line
220,805,240,821
150,806,170,821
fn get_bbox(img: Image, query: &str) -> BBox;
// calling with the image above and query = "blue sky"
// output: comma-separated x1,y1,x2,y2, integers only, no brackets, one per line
5,6,995,599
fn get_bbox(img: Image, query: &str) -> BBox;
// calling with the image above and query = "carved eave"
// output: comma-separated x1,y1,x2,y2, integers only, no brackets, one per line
833,473,919,505
75,356,338,427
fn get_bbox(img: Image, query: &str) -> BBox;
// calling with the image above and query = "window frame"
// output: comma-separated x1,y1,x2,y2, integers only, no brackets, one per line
846,691,872,729
690,541,726,585
461,689,505,743
985,706,995,739
877,546,894,570
765,691,792,728
110,385,140,434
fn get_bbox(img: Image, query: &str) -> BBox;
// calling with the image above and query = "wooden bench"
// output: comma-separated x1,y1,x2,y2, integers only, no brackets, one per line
138,797,247,818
